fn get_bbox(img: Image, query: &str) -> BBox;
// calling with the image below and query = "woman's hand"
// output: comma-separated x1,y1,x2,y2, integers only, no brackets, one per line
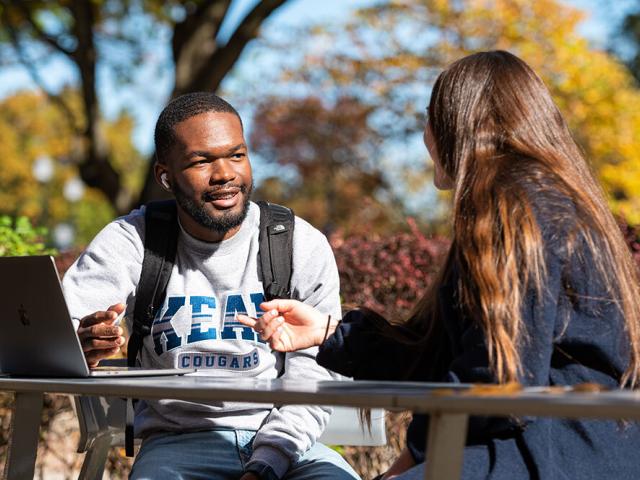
237,299,335,352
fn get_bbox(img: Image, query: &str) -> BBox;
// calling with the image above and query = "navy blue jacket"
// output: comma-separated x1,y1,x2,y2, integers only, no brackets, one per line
318,190,640,479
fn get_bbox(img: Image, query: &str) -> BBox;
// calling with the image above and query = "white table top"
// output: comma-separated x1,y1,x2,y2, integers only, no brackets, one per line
2,375,640,420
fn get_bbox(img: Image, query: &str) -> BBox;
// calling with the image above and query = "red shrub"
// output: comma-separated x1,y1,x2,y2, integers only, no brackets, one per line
331,219,450,320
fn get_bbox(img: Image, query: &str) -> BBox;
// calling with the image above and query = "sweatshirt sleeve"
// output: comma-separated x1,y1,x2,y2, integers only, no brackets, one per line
317,309,424,380
61,209,145,329
246,219,343,479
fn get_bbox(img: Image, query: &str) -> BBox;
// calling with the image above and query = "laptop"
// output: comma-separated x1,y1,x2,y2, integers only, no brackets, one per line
0,255,194,378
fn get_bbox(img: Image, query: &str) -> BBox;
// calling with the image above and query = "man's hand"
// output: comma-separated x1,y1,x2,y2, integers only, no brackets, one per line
77,303,126,367
239,473,260,480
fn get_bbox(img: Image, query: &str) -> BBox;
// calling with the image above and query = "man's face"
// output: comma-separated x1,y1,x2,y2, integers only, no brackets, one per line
160,111,253,238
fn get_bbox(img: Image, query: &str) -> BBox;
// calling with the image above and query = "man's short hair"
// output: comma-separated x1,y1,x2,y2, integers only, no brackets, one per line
154,92,243,163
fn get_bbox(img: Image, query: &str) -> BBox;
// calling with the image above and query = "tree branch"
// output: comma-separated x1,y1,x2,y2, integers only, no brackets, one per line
8,0,74,56
172,0,232,60
177,0,288,95
172,0,233,93
0,8,80,134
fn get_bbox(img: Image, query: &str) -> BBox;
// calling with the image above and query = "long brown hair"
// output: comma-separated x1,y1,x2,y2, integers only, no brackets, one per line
404,50,640,386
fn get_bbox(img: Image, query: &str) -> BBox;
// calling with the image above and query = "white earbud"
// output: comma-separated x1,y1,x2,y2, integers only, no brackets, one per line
160,173,171,190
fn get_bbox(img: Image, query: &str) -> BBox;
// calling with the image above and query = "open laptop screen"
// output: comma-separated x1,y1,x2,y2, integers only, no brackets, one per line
0,255,195,378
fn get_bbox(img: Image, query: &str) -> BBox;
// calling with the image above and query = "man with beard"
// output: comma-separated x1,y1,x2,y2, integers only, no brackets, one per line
62,93,359,480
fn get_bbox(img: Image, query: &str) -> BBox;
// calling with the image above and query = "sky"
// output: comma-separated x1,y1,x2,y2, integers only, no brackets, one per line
0,0,633,156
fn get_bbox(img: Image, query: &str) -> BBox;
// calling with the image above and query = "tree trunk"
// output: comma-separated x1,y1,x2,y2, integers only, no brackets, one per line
69,0,131,213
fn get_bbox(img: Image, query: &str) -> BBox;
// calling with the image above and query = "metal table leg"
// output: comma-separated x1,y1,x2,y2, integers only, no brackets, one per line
424,412,468,480
3,392,43,480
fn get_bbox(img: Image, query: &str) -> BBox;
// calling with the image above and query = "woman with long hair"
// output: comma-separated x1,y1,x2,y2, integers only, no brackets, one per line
239,50,640,479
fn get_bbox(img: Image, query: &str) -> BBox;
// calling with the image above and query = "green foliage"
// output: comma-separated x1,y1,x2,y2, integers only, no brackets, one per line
0,215,56,257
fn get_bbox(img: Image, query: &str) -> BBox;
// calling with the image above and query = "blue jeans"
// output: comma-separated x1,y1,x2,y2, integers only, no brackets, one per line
129,429,360,480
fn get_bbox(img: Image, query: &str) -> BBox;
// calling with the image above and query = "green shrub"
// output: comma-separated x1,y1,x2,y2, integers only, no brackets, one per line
0,216,56,257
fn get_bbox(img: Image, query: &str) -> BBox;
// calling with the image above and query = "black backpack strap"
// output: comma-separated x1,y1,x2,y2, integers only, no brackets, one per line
128,200,179,367
125,199,179,456
257,201,295,300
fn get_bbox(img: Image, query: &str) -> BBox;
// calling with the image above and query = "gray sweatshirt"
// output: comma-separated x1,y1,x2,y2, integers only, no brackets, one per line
62,201,342,478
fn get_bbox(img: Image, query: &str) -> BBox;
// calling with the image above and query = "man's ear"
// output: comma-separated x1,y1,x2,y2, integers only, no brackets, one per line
154,163,171,191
